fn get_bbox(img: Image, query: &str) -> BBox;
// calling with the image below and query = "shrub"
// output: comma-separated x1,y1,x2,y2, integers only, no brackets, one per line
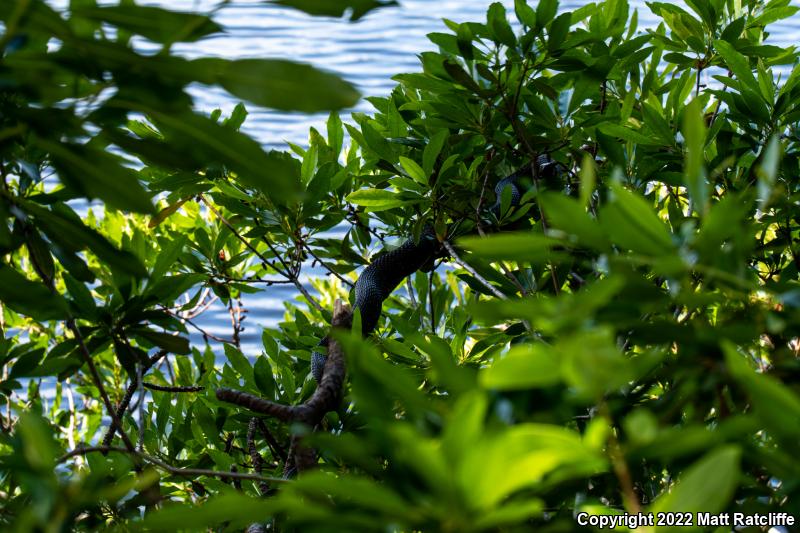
1,0,799,531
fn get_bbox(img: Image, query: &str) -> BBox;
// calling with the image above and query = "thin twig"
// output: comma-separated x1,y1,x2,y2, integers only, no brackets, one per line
499,262,529,296
57,446,287,484
256,418,287,462
181,289,219,319
199,195,325,314
162,306,236,345
303,241,355,288
600,403,641,513
67,320,136,453
137,361,144,451
405,277,419,309
143,383,204,393
442,241,507,300
229,299,242,348
101,350,167,448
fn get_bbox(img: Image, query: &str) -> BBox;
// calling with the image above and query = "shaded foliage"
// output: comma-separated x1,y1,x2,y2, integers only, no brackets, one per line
1,0,800,531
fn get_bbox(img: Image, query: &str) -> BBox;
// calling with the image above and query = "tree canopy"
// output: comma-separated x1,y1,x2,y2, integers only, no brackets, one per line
1,0,800,531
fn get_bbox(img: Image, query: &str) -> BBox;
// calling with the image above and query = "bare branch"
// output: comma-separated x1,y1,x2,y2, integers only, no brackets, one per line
143,383,204,393
101,350,168,448
216,300,353,474
57,446,287,484
302,241,355,288
442,241,507,300
67,319,136,453
199,194,325,314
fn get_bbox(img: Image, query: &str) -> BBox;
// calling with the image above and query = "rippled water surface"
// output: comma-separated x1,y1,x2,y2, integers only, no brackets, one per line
87,1,800,354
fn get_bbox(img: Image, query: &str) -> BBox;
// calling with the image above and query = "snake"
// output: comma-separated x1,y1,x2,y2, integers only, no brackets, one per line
310,154,559,382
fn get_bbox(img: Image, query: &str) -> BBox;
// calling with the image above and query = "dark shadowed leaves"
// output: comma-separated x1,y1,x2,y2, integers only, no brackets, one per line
192,58,360,113
0,265,69,320
143,109,301,201
24,202,147,278
652,446,741,530
34,138,155,214
270,0,398,21
72,5,222,44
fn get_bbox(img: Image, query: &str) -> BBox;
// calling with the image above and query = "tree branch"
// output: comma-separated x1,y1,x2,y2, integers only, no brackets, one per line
442,241,507,300
67,319,136,453
101,350,167,448
57,446,287,484
216,300,352,474
143,382,204,393
199,194,325,314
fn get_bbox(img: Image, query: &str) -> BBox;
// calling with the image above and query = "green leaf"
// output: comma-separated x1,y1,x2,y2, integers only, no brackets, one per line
537,0,558,26
487,2,517,47
714,39,758,90
684,0,717,30
560,328,633,399
16,413,57,473
25,229,54,285
73,5,221,44
9,347,46,379
292,471,410,517
327,112,344,155
224,344,254,386
724,343,800,438
579,152,596,208
156,392,171,435
461,424,603,509
514,0,537,28
458,232,555,263
360,122,397,162
598,123,661,146
301,143,318,185
132,329,190,355
474,500,544,530
63,274,97,316
254,357,275,397
0,265,69,320
442,59,481,93
480,343,561,390
756,135,781,209
399,156,427,185
598,182,674,256
346,188,413,211
35,138,155,214
193,58,360,113
142,110,301,201
682,98,708,215
423,130,448,177
539,193,610,250
24,202,147,278
652,446,741,530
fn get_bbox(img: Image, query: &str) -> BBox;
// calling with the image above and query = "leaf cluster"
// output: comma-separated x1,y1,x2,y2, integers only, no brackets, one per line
1,0,800,531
